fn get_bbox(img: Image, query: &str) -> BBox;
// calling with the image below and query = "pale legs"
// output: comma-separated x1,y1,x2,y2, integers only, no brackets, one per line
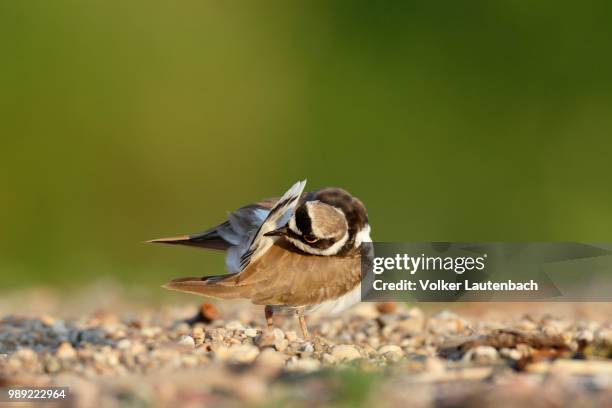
265,305,310,339
296,308,309,339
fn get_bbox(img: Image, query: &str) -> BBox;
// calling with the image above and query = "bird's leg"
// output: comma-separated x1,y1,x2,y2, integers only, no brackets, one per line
296,308,310,339
265,305,274,329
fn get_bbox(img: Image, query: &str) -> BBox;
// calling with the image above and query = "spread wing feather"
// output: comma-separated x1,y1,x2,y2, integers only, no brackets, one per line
238,180,306,271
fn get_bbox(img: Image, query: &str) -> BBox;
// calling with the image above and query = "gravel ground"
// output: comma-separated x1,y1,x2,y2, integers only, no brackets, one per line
0,289,611,407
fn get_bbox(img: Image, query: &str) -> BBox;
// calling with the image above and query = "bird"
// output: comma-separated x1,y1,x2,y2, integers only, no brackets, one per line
148,180,371,339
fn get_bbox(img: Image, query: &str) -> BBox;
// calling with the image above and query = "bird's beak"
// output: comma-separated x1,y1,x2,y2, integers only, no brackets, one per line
264,226,289,237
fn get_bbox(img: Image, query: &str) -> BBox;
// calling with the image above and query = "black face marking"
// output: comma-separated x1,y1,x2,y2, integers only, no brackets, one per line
293,205,312,236
285,228,336,250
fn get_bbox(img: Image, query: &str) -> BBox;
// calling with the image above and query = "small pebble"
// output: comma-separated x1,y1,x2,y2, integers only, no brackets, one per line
595,329,612,346
332,345,361,361
40,315,56,326
177,335,195,348
256,328,284,348
378,345,403,357
286,358,321,373
192,327,205,345
116,339,132,350
255,349,286,376
275,339,289,352
45,357,61,373
321,353,337,364
226,321,245,331
299,342,314,354
56,342,76,360
576,330,594,344
500,348,522,360
141,327,161,338
376,302,398,314
228,344,260,364
463,346,499,364
173,322,191,336
52,320,69,335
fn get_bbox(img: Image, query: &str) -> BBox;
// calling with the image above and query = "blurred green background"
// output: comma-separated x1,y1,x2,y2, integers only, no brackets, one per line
2,1,612,290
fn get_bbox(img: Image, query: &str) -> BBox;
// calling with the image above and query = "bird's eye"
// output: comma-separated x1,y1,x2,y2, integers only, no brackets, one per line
304,234,318,244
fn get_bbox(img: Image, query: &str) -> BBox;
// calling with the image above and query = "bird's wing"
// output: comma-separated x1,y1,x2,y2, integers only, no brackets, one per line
234,242,362,305
163,242,362,306
147,199,278,252
147,224,232,250
238,180,306,271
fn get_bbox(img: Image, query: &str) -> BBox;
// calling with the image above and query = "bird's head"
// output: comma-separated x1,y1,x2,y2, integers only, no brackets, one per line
265,200,349,256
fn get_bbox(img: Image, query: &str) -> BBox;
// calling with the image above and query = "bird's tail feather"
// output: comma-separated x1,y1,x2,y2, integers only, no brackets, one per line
162,275,243,299
147,224,231,251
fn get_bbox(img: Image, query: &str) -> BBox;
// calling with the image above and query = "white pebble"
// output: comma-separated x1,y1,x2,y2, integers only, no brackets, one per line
286,358,321,372
177,335,195,348
321,353,337,364
141,327,161,338
226,321,245,331
595,329,612,346
255,349,286,374
300,342,315,354
228,344,260,364
285,331,298,342
275,339,289,352
331,345,361,361
463,346,498,364
51,320,69,335
576,330,594,343
273,328,285,341
245,328,258,338
378,345,403,357
500,348,522,360
116,339,132,350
